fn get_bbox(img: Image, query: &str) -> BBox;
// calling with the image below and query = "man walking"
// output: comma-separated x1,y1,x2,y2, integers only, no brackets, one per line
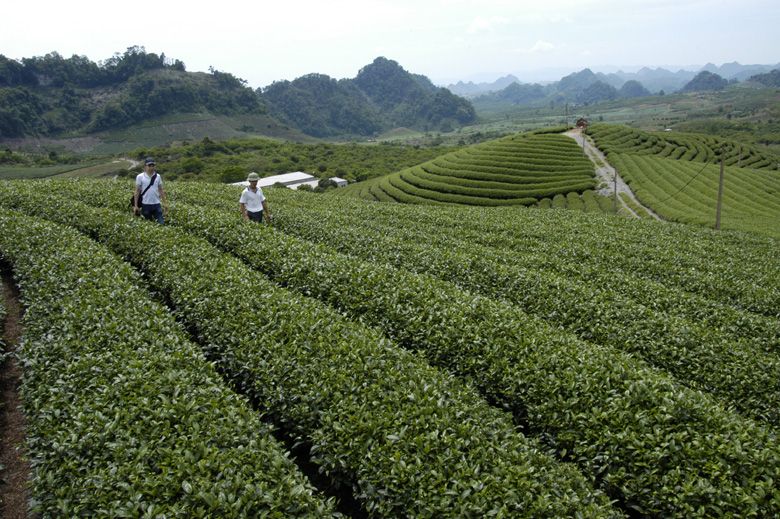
134,157,167,224
239,172,272,224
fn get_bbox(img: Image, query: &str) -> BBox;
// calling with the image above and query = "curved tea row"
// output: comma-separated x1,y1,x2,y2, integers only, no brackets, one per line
340,132,596,206
588,123,779,169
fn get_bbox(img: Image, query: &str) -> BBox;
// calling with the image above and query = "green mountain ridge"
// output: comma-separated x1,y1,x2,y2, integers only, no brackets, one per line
681,71,731,93
263,57,476,137
0,47,264,139
1,50,477,142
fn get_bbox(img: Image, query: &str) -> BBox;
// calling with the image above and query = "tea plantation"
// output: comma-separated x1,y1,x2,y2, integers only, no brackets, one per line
336,125,779,238
0,177,778,517
587,124,780,237
336,131,598,206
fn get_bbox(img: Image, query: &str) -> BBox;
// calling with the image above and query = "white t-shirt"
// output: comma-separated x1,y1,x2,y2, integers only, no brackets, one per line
135,172,163,205
239,187,266,212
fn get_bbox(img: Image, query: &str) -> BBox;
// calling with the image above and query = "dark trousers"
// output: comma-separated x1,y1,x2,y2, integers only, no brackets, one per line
247,210,264,223
141,203,164,224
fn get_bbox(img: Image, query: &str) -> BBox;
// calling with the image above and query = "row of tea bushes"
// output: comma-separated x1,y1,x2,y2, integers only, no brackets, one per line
609,153,780,238
170,180,780,320
150,198,780,517
534,190,615,213
338,132,596,206
324,189,780,317
587,124,778,170
241,192,780,426
0,186,618,518
401,167,596,200
0,209,335,517
160,182,778,351
285,191,778,352
24,177,780,517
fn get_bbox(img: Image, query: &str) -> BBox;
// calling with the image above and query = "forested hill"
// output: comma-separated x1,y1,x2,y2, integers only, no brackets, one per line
681,71,730,92
748,69,780,87
0,47,264,138
262,57,477,137
0,50,476,140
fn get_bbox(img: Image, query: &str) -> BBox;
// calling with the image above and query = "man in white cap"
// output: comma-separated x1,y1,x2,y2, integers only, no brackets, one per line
239,172,272,223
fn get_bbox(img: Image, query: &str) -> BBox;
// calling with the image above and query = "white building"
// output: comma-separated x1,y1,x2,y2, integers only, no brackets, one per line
232,172,349,190
232,171,318,190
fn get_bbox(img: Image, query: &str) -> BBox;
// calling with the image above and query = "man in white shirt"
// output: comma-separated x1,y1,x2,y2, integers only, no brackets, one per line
239,172,272,224
134,157,167,224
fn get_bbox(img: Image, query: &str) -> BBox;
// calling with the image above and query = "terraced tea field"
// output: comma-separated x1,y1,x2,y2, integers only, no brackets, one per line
587,124,780,237
0,178,778,517
336,132,597,206
587,124,779,170
338,126,779,238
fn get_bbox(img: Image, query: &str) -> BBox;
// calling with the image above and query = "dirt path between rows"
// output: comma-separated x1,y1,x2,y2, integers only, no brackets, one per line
0,271,30,519
564,128,662,220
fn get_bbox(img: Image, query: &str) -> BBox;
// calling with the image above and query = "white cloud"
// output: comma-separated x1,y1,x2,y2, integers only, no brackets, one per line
466,16,510,34
515,40,559,55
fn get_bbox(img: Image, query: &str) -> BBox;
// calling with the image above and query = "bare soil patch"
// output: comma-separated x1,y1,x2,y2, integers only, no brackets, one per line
0,270,30,519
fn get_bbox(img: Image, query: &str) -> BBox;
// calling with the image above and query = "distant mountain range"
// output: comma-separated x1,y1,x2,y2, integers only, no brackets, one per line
448,62,780,98
459,63,780,111
1,48,777,142
447,75,523,98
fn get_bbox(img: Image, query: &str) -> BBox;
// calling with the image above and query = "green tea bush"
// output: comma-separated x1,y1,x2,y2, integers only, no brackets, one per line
0,186,618,518
0,208,334,517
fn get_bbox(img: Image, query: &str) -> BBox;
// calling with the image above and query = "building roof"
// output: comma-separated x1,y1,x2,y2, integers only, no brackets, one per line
231,171,316,188
290,180,320,190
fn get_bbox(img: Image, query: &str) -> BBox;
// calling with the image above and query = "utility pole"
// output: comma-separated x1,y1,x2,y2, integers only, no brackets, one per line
613,171,618,213
715,155,725,230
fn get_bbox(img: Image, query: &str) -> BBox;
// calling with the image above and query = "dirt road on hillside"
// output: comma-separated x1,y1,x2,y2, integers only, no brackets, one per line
564,129,662,220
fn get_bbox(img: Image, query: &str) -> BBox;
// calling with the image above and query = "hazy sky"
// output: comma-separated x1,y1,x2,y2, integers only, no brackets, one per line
3,0,778,88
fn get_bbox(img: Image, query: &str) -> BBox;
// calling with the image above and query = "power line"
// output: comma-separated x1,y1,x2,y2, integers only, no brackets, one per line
654,157,715,205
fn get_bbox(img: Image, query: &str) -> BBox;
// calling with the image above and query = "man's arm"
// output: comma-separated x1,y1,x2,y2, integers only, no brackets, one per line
240,202,248,219
159,184,167,213
262,200,271,222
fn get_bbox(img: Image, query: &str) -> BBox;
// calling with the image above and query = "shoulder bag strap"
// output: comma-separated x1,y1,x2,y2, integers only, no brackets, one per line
139,173,157,202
